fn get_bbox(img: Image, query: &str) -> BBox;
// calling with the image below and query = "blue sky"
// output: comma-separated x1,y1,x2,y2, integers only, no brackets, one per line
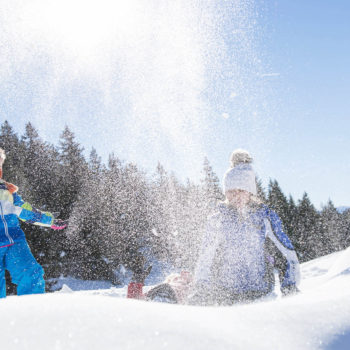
259,0,350,207
0,0,349,208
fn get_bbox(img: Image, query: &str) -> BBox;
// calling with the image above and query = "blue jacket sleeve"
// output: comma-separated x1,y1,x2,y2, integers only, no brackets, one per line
264,207,300,290
13,193,54,227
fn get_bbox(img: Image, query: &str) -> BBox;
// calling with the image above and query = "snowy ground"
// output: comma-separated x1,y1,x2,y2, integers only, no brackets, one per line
1,248,350,350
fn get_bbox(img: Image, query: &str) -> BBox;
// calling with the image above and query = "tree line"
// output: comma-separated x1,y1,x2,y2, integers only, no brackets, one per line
1,120,349,293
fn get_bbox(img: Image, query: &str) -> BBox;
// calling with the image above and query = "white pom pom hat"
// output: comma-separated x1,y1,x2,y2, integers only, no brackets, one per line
223,149,257,195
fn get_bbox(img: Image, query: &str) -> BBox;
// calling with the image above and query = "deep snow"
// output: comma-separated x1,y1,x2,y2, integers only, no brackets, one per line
1,248,350,350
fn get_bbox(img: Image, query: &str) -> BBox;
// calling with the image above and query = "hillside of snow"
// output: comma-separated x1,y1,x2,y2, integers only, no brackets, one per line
1,248,350,350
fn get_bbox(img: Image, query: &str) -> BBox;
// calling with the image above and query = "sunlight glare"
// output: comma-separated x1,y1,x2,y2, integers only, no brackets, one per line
24,0,142,56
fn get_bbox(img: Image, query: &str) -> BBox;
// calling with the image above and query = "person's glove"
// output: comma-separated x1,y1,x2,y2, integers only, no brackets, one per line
145,283,178,303
281,284,300,297
51,219,68,230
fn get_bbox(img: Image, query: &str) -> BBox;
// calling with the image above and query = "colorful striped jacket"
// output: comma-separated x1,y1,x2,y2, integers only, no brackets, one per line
0,180,54,248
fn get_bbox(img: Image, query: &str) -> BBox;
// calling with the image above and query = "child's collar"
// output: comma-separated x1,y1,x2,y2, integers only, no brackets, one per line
5,182,18,194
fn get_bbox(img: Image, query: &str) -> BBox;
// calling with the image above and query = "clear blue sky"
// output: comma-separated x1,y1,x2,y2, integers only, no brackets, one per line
0,0,349,208
259,0,350,208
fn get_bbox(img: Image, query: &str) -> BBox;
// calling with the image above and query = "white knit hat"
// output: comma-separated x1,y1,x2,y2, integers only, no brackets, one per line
223,149,257,195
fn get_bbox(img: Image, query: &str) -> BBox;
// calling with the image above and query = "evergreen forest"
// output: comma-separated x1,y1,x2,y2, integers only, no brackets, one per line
1,120,349,294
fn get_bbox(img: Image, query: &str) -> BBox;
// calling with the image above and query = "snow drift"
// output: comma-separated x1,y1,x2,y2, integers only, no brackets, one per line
1,248,350,350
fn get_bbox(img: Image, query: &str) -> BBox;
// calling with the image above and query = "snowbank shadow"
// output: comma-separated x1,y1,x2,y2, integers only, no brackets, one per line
324,329,350,350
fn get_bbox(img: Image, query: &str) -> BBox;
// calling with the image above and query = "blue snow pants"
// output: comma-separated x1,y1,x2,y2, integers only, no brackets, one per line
0,240,45,298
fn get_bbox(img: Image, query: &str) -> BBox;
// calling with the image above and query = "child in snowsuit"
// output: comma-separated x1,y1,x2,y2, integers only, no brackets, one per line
189,149,300,305
0,148,66,298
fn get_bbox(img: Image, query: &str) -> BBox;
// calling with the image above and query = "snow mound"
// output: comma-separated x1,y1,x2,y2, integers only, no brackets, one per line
0,248,350,350
327,247,350,277
56,284,73,293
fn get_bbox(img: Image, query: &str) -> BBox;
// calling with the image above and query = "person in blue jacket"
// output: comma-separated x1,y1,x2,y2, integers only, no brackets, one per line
0,148,67,298
189,149,300,305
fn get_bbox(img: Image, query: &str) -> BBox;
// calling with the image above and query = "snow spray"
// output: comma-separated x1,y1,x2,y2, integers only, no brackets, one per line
0,0,274,271
0,0,272,180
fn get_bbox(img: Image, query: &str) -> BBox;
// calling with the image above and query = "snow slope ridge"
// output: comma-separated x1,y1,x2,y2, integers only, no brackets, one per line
300,247,350,290
1,249,350,350
327,246,350,278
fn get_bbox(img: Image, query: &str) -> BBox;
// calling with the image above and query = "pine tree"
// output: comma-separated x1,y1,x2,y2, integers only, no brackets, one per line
57,126,87,218
295,193,320,261
201,157,224,209
319,200,343,255
67,151,118,281
21,122,60,207
89,147,102,175
120,162,153,265
287,195,299,248
41,126,87,280
256,177,267,203
267,180,291,236
150,163,177,264
341,209,350,249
